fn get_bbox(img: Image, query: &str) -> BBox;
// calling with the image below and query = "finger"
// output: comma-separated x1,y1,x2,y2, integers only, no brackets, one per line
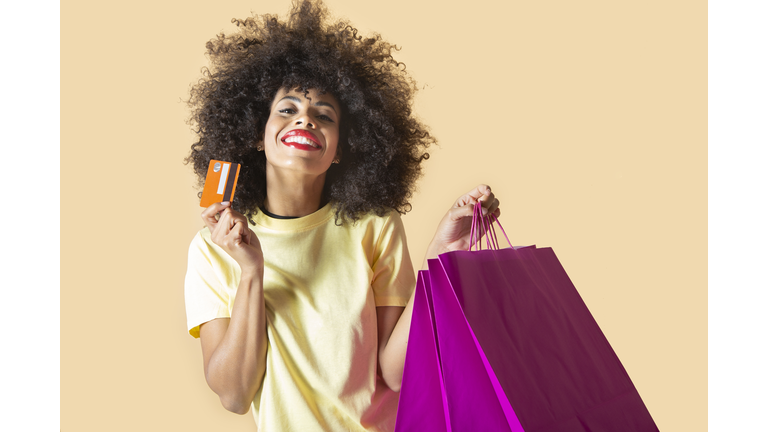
447,199,478,221
478,191,495,208
451,185,484,207
233,219,252,246
474,185,500,216
224,209,250,233
218,218,246,249
482,197,500,216
223,211,253,244
240,222,251,245
455,184,491,208
211,209,240,245
201,201,232,232
220,227,239,250
478,194,496,213
230,220,246,246
470,184,492,202
219,208,234,228
210,209,229,239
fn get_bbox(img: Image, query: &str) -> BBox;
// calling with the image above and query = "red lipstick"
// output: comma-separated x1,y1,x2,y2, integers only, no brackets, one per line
281,129,322,151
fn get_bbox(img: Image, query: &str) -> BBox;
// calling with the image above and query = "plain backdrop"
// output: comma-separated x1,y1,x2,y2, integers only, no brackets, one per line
62,0,706,430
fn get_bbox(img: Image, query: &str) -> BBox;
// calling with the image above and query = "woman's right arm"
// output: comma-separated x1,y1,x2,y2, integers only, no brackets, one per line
198,202,268,415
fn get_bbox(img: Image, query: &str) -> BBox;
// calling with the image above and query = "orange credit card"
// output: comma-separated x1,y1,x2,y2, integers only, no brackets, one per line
200,160,241,207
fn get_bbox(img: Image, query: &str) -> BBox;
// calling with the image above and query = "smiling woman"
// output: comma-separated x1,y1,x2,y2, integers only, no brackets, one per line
263,89,341,182
184,0,435,225
183,1,500,431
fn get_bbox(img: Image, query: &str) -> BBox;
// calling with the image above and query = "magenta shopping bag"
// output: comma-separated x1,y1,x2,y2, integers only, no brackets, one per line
395,272,451,431
396,208,658,431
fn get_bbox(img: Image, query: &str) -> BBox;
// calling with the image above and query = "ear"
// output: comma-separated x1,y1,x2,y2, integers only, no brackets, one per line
256,141,264,151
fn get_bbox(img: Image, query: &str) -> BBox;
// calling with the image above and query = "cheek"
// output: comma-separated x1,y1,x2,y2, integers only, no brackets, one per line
263,120,279,143
327,130,340,154
327,141,339,158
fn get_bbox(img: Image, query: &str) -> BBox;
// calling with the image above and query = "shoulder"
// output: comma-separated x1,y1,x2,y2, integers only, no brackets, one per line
350,209,409,256
187,226,213,253
340,208,405,237
187,226,234,267
345,208,403,227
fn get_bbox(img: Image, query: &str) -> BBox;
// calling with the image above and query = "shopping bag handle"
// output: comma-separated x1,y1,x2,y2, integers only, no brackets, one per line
469,200,513,251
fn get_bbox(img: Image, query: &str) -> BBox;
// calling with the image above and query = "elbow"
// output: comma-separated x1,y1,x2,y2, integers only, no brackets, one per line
382,370,403,393
379,351,405,392
205,368,263,415
387,381,402,393
219,394,252,415
207,375,255,415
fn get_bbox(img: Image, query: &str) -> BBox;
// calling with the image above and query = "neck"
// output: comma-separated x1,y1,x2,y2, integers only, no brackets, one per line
265,166,327,217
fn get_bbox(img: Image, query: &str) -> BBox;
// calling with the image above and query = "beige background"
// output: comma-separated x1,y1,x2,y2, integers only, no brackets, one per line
62,0,705,430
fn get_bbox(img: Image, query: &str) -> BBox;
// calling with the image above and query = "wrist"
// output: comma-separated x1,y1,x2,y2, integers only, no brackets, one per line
239,266,264,284
422,241,444,269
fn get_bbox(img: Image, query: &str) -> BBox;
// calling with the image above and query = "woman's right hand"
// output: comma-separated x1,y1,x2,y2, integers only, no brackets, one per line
202,202,263,275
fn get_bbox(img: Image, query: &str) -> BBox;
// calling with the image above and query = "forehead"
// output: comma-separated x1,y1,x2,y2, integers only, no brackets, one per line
272,88,340,110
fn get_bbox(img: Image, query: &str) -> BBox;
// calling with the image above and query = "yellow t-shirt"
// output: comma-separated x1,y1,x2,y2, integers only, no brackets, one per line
184,203,415,431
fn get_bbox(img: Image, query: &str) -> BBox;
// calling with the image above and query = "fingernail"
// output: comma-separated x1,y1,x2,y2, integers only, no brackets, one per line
221,201,230,205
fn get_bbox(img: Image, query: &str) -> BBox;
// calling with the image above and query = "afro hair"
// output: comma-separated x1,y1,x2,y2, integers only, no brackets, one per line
185,0,434,223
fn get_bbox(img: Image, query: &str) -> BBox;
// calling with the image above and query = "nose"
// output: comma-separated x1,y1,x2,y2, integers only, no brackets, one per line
294,113,314,128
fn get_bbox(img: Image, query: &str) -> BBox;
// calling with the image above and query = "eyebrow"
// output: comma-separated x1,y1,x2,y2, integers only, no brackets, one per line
278,95,338,114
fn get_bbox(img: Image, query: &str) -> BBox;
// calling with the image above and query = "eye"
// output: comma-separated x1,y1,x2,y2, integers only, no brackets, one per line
278,108,296,114
317,114,335,123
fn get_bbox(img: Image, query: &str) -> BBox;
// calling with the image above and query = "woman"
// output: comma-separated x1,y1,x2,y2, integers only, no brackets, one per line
184,1,500,430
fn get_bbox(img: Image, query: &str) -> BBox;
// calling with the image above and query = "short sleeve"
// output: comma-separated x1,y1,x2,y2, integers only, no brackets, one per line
184,230,234,338
370,212,416,307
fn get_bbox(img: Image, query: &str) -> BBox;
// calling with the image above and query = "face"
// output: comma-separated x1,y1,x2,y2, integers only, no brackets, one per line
261,88,341,177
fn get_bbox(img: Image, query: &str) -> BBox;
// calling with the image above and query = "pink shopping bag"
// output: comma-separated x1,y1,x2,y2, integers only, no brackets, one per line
396,207,658,431
395,272,452,431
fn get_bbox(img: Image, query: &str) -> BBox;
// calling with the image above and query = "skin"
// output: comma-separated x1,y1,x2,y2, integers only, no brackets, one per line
197,88,501,414
261,88,341,217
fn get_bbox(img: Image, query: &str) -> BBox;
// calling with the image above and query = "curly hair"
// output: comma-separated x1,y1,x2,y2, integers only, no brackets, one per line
185,0,433,224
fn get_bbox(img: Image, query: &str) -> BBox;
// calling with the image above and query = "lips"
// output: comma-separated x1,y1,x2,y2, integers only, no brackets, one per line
280,129,322,151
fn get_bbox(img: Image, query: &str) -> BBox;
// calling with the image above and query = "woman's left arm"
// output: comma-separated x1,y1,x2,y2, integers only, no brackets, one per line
377,184,500,391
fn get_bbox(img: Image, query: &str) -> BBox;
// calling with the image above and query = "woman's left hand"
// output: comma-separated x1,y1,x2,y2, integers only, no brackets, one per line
423,184,500,267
